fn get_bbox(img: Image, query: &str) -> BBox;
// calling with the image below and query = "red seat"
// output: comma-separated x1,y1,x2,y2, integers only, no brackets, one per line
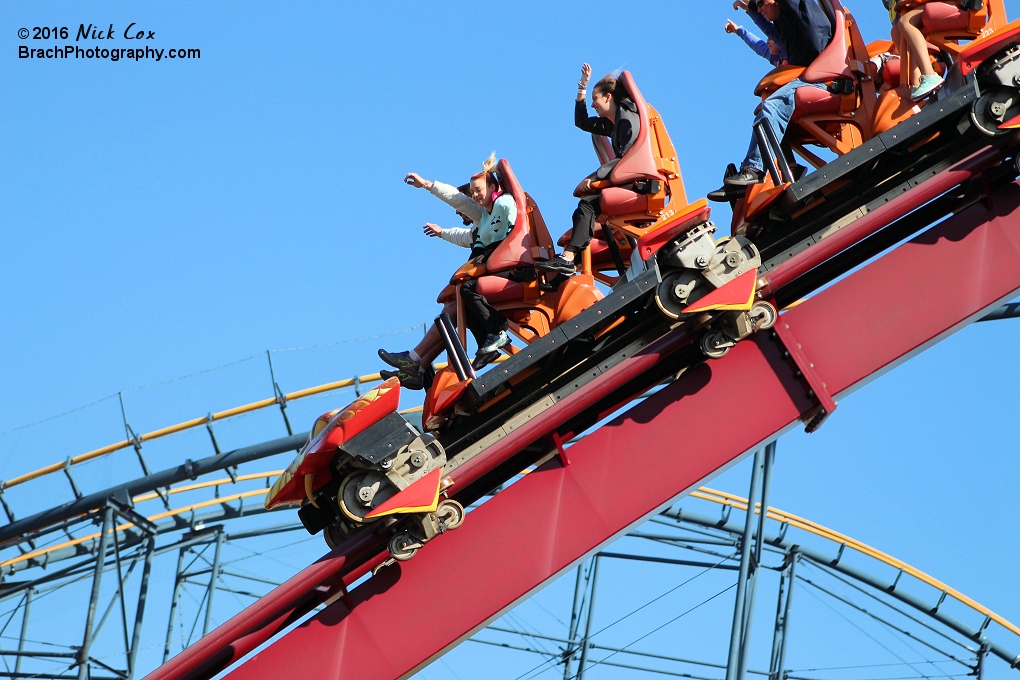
591,71,666,223
475,277,525,303
485,159,534,273
607,72,662,185
803,0,851,83
922,2,970,32
600,186,649,215
792,87,843,123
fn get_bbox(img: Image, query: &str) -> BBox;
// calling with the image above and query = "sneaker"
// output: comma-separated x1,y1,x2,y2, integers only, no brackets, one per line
380,368,424,391
478,330,511,355
708,185,742,202
471,350,501,370
724,168,765,186
910,74,943,101
535,255,576,275
378,349,420,373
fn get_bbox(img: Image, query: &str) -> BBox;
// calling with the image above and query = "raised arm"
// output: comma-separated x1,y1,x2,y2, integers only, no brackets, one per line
574,63,613,136
405,172,482,222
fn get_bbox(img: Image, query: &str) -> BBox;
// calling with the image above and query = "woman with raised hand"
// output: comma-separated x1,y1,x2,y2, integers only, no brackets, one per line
536,63,641,276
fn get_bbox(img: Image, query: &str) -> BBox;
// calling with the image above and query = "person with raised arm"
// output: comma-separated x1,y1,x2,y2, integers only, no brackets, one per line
378,155,517,388
536,63,641,276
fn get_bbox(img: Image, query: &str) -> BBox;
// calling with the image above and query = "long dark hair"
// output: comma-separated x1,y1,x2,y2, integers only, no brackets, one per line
593,71,631,104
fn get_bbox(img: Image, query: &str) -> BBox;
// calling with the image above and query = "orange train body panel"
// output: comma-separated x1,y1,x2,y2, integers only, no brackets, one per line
363,468,444,520
265,378,402,510
683,268,759,314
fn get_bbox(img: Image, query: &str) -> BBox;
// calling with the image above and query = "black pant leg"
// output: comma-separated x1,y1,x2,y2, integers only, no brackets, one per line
566,194,602,253
461,279,508,340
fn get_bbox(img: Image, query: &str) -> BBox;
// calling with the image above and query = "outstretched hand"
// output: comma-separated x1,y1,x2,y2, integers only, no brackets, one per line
579,63,591,90
732,0,748,9
725,19,739,33
423,223,442,237
404,172,432,189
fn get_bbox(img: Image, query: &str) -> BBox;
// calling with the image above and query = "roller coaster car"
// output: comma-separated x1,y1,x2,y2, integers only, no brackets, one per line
733,0,878,228
560,70,700,282
731,15,1020,271
264,378,465,561
423,75,778,433
870,0,1009,137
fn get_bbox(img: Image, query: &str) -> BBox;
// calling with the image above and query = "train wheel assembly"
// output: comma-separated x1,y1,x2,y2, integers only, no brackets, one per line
338,471,397,523
388,531,423,562
749,301,778,331
971,87,1020,137
700,330,734,359
437,499,465,530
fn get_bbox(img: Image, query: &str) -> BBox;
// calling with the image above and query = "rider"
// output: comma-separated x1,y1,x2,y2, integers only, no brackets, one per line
708,0,833,201
379,155,517,387
888,0,946,100
725,16,786,66
536,64,641,276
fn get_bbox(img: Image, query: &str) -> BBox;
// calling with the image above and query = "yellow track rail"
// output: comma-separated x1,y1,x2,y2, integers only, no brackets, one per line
0,474,280,569
2,360,480,492
692,486,1020,638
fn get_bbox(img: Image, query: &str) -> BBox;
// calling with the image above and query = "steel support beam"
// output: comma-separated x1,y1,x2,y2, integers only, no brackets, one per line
576,556,601,680
78,506,113,680
163,547,187,664
726,450,764,680
202,530,225,637
738,441,777,680
14,589,32,676
769,551,798,680
128,537,155,679
562,562,588,680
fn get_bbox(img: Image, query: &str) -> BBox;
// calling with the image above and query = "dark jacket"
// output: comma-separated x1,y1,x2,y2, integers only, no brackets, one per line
575,98,641,179
750,0,833,68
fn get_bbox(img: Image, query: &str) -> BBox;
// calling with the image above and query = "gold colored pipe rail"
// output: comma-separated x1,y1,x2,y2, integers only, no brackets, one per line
1,356,494,493
691,486,1020,639
0,487,271,569
3,468,1017,647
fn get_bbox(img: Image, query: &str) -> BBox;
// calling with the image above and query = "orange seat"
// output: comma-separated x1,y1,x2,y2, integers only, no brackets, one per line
753,0,876,168
446,159,605,346
792,87,843,121
899,0,1008,56
923,2,971,32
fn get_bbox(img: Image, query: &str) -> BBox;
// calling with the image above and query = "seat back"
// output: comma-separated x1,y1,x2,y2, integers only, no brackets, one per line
782,0,876,161
608,71,664,184
803,0,852,83
484,158,533,273
524,193,555,262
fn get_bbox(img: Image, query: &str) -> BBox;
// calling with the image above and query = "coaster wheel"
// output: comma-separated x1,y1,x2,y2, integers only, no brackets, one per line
971,87,1020,137
437,499,465,530
388,531,421,562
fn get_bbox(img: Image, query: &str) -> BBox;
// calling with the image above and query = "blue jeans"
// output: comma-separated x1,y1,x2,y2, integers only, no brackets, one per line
742,78,826,173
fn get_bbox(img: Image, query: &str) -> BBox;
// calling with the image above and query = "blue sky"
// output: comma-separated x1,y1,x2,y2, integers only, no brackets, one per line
2,1,1019,678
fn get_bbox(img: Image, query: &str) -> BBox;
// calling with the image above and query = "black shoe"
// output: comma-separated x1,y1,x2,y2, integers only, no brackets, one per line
535,255,576,275
472,351,500,370
378,349,421,373
380,368,424,391
708,184,749,203
708,186,736,202
724,168,765,187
